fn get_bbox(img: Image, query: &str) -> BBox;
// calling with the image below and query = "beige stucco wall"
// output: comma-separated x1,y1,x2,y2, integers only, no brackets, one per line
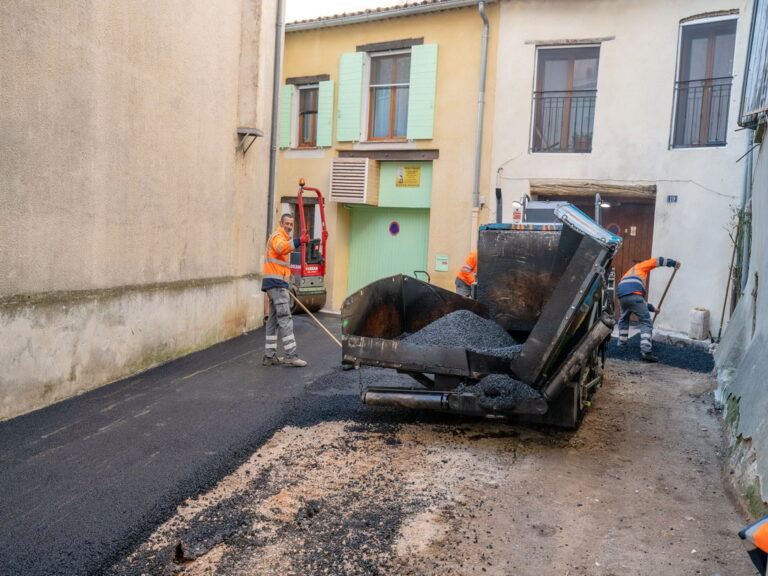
492,0,753,334
0,1,277,420
280,5,498,310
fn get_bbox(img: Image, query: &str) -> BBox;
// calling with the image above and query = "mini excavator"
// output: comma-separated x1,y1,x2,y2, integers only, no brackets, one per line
289,179,328,313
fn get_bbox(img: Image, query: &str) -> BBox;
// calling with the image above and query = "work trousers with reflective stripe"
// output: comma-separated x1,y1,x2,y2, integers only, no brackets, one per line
455,278,472,297
265,287,298,358
618,294,653,352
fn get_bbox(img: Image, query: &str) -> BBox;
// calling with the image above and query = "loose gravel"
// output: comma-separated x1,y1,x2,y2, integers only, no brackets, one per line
403,310,523,360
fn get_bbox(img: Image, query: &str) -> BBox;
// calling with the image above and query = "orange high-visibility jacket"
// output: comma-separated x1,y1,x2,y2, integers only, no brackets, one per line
456,250,478,286
261,227,298,290
616,257,676,298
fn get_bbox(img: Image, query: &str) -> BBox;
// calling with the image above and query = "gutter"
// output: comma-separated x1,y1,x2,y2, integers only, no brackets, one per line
472,0,489,210
286,0,496,32
267,0,286,239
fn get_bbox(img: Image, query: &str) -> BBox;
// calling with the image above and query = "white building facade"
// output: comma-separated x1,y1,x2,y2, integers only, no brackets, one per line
490,0,754,335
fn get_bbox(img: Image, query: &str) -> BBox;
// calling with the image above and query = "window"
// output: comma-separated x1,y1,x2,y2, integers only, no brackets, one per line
531,46,599,153
336,43,437,143
278,78,333,149
368,52,411,140
298,86,318,148
672,18,737,147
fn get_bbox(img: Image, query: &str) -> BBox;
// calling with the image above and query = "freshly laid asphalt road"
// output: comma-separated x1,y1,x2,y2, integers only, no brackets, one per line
0,314,345,576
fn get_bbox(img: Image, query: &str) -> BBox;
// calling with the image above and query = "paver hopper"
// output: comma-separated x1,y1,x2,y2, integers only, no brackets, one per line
341,205,622,428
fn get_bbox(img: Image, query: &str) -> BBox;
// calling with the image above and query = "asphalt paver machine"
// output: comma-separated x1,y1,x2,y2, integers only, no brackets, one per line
340,204,622,428
290,179,328,313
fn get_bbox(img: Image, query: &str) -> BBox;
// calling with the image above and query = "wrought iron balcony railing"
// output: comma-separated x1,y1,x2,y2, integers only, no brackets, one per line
531,90,597,153
672,77,732,147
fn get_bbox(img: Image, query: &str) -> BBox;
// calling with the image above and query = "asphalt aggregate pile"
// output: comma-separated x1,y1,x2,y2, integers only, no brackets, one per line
607,335,714,373
456,374,542,411
403,310,523,359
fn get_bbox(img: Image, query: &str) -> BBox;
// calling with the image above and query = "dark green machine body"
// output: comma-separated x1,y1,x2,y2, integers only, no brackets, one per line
341,205,622,428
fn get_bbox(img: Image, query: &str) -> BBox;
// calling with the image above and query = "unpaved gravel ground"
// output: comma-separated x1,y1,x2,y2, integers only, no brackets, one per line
108,345,754,576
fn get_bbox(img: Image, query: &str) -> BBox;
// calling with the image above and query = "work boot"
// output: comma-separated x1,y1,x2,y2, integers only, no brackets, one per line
640,351,659,363
262,354,282,366
284,355,308,367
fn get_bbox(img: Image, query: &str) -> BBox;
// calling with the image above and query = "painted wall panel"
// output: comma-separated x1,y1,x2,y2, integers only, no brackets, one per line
378,161,432,208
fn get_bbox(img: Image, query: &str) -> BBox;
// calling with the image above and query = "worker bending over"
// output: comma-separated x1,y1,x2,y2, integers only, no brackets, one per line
616,256,680,362
261,213,308,367
455,250,477,297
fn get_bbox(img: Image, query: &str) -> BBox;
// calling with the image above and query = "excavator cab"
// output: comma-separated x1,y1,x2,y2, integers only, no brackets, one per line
289,180,328,313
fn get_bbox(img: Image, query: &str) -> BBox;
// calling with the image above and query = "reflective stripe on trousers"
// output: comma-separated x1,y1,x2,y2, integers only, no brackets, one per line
265,287,298,357
618,294,653,352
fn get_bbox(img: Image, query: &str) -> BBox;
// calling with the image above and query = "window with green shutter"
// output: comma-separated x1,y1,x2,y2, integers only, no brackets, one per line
279,79,334,148
336,44,437,143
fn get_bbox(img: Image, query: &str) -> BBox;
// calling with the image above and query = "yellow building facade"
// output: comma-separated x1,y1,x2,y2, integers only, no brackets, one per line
279,2,498,310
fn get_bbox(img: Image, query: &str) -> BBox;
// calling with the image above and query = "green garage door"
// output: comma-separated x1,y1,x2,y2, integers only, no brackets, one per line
348,206,430,294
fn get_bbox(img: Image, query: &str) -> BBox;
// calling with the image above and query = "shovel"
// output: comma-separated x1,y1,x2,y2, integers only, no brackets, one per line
652,266,678,322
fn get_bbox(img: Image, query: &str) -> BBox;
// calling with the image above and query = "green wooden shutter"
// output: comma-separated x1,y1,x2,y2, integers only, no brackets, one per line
337,52,364,142
317,80,334,147
279,85,293,148
407,44,438,140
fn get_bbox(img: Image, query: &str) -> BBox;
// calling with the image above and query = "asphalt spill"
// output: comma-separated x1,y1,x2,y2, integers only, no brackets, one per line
606,335,714,373
456,374,542,411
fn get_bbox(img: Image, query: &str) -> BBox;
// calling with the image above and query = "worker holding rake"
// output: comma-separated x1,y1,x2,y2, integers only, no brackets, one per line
261,213,309,367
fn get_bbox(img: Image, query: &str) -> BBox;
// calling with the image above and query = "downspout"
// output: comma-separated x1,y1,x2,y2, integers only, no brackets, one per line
471,0,489,247
739,130,754,294
267,0,286,239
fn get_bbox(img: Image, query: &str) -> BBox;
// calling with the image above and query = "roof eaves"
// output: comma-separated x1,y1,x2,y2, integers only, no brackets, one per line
286,0,495,32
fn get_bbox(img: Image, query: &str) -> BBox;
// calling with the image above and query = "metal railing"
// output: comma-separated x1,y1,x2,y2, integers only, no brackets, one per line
531,90,596,153
672,77,732,147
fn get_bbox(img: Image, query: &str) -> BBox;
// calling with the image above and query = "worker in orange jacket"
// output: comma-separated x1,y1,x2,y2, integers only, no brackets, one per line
261,213,309,367
740,514,768,575
616,256,680,362
455,250,478,297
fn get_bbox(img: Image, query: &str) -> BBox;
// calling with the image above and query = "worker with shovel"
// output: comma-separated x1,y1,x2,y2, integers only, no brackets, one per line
616,256,680,362
261,213,309,367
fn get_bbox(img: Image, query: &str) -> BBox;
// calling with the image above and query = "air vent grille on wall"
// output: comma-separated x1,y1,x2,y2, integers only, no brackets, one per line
329,158,379,205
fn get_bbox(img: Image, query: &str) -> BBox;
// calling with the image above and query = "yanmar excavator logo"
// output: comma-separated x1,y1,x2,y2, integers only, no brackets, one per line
292,264,320,273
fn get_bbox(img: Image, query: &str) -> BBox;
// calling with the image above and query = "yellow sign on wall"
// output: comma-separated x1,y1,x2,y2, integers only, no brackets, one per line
395,166,421,187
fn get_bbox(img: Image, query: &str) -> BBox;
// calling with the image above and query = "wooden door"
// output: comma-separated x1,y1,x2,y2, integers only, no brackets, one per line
538,195,656,315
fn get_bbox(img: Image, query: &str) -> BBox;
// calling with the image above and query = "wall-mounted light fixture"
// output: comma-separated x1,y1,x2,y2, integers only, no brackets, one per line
594,193,611,225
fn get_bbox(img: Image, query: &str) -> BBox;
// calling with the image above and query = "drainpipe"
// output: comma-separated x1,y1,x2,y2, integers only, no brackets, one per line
471,0,489,247
495,168,503,223
739,129,754,294
267,0,286,239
